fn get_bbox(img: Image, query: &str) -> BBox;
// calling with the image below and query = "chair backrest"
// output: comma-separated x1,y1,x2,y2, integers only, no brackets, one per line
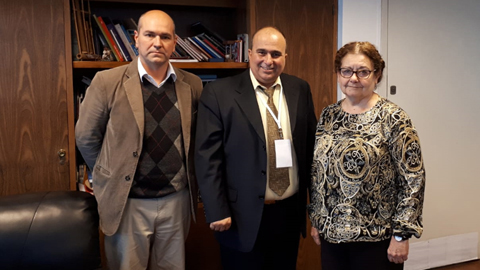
0,191,101,270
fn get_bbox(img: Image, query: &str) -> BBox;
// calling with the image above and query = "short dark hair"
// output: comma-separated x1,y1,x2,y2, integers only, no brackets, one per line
335,41,385,83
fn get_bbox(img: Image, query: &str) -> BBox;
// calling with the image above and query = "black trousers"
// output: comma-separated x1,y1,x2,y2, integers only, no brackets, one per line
320,238,404,270
220,194,301,270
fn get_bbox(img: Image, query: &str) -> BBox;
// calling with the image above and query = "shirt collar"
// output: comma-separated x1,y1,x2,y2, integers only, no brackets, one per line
137,57,177,87
249,69,282,93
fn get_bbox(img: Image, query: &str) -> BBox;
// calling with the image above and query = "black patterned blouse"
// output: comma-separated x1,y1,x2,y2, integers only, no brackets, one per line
308,96,425,244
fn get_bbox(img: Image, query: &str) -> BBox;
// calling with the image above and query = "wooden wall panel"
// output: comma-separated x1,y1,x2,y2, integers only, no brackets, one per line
250,0,338,269
250,0,337,118
0,0,71,196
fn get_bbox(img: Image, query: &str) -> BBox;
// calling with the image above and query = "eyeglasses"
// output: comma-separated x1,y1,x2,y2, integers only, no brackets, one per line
339,68,376,79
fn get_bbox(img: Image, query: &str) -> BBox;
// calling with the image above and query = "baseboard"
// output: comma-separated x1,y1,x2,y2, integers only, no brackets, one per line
405,232,479,270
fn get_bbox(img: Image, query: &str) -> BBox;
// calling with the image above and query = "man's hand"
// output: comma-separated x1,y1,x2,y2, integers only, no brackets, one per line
387,236,409,264
210,217,232,232
310,226,321,245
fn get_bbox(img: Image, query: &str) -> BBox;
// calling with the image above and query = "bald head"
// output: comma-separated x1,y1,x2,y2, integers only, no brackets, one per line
252,27,287,51
137,10,175,34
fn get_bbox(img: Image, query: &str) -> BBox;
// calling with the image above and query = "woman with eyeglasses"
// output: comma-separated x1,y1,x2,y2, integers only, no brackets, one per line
308,41,425,270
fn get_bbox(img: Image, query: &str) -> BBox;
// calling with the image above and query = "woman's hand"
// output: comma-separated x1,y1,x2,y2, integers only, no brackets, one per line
387,236,409,264
310,226,321,245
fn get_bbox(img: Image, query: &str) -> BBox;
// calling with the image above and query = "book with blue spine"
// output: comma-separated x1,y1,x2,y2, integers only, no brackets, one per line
191,36,223,59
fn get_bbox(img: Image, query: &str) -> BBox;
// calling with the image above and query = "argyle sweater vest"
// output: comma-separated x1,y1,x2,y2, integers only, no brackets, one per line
129,77,187,198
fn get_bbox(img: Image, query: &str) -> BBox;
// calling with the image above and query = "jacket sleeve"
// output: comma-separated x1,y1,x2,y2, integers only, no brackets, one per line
75,73,109,171
194,82,231,223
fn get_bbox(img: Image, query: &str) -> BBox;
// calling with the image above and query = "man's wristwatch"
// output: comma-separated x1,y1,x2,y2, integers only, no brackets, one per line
394,234,409,242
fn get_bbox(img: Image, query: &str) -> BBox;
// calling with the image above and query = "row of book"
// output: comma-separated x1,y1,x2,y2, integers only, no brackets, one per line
173,33,248,63
72,1,249,63
92,15,138,62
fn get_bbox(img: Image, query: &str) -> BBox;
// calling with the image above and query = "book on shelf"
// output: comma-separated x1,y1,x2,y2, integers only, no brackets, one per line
104,17,132,61
174,43,190,58
198,74,217,82
186,37,213,59
201,33,226,53
199,34,226,58
237,33,249,62
118,23,139,56
114,24,137,59
191,36,223,60
176,35,205,61
93,14,123,61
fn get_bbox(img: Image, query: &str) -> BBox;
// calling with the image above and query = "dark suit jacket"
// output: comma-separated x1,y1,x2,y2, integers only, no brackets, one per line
195,70,317,252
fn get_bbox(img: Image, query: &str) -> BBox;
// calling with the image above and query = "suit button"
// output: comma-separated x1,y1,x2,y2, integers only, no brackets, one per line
125,176,131,181
263,145,266,151
261,170,266,175
133,151,138,157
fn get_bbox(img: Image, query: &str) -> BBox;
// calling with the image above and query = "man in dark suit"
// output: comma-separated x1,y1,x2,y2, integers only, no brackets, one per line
195,26,317,270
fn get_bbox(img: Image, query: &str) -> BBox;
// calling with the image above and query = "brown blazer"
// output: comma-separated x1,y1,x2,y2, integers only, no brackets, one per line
76,60,203,236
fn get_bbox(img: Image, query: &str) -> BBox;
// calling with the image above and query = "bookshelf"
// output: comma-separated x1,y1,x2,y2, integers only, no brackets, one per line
73,61,248,69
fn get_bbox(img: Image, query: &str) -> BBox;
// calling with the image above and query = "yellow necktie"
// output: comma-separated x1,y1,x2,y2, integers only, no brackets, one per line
265,87,290,196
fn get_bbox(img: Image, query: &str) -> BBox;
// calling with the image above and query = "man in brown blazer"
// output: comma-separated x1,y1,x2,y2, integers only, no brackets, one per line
75,10,202,270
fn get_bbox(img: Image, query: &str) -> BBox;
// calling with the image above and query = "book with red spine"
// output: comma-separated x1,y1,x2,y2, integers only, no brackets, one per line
201,37,226,58
186,37,213,59
94,15,124,61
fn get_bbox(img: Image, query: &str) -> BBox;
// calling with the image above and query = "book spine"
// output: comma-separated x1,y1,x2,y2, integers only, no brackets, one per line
202,38,225,58
115,24,136,59
186,37,212,59
185,39,210,61
119,24,139,56
92,15,118,61
202,33,225,52
107,23,132,61
192,36,222,59
95,15,124,61
237,33,249,62
176,35,204,61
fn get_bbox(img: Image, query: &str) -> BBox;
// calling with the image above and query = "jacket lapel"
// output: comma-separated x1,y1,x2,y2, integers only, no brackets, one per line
174,69,193,155
124,60,145,137
234,71,266,143
281,74,299,134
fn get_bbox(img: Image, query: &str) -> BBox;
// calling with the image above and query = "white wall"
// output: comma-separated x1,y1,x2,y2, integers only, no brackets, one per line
337,0,384,99
338,0,480,266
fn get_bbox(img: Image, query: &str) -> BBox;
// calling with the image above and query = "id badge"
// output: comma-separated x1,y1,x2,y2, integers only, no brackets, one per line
275,139,293,168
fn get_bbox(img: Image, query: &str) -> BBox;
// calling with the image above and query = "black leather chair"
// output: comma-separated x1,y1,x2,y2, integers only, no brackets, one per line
0,191,102,270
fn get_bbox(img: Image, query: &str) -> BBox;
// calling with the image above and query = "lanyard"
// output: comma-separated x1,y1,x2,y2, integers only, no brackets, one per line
256,86,284,131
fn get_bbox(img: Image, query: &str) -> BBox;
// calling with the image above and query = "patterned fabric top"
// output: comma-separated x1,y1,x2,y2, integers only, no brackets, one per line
308,96,425,243
129,78,187,198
